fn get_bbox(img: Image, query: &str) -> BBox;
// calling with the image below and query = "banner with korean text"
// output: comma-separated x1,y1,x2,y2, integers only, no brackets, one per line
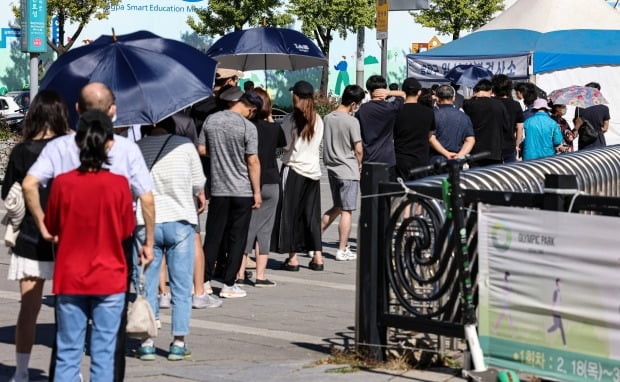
478,204,620,382
406,53,529,83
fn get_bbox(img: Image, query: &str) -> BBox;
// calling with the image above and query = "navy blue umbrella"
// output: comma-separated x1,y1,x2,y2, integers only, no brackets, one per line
444,64,493,88
40,30,217,127
206,27,327,71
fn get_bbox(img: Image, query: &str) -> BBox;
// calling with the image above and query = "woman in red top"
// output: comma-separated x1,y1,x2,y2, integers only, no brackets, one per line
44,110,135,381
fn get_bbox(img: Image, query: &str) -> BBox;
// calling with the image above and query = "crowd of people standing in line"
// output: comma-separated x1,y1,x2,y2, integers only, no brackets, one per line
0,65,610,380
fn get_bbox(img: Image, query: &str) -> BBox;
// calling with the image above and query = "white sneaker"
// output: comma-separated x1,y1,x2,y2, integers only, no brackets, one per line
219,284,247,298
192,292,223,308
203,281,213,294
158,292,171,309
335,246,357,261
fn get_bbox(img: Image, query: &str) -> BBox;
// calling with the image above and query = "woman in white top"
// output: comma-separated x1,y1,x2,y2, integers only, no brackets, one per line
277,81,325,271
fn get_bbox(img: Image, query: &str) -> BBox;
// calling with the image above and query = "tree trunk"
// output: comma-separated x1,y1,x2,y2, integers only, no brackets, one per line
320,41,330,97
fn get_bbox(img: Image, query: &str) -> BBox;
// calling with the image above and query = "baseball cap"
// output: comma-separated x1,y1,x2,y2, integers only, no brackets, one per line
216,68,244,79
532,98,551,111
289,81,314,98
219,86,244,102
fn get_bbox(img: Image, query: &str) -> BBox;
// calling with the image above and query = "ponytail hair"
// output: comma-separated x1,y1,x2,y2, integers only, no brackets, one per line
75,110,113,172
292,95,317,141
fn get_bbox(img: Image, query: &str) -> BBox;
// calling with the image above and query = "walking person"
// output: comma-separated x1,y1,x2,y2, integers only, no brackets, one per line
276,81,325,271
547,278,567,346
2,90,70,382
134,116,209,361
43,110,139,381
320,85,364,261
199,88,262,298
236,88,287,286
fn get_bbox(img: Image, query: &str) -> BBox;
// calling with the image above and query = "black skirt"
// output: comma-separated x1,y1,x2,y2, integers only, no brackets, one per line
273,166,322,253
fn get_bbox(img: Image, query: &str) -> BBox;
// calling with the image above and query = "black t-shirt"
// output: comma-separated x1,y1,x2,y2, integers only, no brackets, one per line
576,104,609,150
393,103,435,170
255,120,287,185
496,97,524,152
355,97,404,166
463,97,508,161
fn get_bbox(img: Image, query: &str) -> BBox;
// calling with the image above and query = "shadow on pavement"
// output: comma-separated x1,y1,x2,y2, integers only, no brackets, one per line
0,323,55,348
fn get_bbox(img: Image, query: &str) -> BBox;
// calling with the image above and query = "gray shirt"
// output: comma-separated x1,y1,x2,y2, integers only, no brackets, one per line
200,110,258,197
322,111,362,180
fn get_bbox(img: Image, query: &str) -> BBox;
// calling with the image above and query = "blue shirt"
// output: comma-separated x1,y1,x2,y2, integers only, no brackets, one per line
432,104,474,153
523,112,563,161
28,133,154,197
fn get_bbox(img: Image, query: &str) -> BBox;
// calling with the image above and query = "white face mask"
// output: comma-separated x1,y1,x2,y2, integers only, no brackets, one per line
111,113,117,123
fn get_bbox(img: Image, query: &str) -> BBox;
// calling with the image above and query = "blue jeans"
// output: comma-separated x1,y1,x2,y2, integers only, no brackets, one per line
133,221,195,337
55,293,125,381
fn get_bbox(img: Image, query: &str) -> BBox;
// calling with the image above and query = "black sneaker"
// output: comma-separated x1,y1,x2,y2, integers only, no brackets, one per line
254,279,277,287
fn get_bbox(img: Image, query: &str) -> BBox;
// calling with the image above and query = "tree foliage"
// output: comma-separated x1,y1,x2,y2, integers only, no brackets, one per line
411,0,504,40
12,0,121,56
0,40,55,90
179,31,213,53
187,0,294,37
288,0,375,95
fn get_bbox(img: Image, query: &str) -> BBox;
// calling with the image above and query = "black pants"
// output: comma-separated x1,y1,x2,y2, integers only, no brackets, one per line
203,196,254,287
49,238,132,382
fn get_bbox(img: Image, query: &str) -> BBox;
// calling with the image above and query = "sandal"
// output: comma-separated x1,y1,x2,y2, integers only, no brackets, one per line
308,259,324,271
280,258,300,272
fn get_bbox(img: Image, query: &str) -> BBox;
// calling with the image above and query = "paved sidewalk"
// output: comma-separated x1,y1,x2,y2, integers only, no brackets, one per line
0,173,466,381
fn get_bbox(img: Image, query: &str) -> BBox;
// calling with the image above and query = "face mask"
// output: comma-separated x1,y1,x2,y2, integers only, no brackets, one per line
560,108,567,116
111,113,117,123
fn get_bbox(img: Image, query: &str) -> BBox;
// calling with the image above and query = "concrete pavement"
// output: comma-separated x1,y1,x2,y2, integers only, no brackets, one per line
0,171,466,381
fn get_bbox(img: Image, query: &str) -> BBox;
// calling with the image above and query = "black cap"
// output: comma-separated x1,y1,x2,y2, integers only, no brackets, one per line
289,81,314,98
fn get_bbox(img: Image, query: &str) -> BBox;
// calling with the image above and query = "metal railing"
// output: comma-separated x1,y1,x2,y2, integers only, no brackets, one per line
356,146,620,363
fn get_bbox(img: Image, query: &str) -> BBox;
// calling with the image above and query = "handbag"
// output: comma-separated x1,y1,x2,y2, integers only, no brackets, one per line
3,182,25,247
126,264,158,339
578,118,598,146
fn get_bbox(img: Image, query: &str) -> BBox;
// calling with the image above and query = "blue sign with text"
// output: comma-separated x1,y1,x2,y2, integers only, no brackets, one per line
20,0,47,53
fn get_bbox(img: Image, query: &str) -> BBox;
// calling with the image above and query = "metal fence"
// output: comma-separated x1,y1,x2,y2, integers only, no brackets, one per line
355,146,620,363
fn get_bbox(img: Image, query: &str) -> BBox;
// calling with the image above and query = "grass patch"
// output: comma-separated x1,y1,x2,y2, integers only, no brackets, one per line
315,347,421,373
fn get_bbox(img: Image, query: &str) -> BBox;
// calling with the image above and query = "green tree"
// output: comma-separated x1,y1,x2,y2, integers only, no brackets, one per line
288,0,375,95
411,0,504,40
13,0,121,56
187,0,293,36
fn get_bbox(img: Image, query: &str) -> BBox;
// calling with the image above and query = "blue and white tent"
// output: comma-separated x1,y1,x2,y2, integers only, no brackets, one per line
407,0,620,143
